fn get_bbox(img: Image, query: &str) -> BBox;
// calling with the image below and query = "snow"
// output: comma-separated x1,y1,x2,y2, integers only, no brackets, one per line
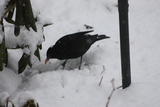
0,68,22,94
0,0,160,107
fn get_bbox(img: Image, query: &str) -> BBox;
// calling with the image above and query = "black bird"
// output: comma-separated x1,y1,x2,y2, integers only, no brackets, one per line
45,30,110,69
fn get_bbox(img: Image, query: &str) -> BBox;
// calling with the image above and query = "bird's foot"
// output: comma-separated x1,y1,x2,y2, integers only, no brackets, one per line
61,59,67,70
78,65,81,70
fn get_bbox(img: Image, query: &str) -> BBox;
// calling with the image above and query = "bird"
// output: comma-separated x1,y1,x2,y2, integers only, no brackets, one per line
45,30,110,69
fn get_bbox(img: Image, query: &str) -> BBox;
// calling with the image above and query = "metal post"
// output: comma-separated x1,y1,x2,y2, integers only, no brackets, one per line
118,0,131,89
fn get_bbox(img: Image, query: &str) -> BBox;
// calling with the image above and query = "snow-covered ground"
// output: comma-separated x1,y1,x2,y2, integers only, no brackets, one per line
0,0,160,107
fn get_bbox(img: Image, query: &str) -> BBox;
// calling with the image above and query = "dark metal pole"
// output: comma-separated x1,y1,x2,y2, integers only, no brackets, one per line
118,0,131,89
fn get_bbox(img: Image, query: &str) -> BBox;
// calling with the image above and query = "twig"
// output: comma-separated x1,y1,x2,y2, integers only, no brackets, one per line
117,86,122,89
99,76,103,86
84,24,93,29
6,98,15,107
101,65,105,74
106,79,115,107
6,98,9,107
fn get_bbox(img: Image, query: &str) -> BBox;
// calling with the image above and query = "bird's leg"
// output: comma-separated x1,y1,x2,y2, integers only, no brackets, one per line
79,56,83,70
62,59,67,69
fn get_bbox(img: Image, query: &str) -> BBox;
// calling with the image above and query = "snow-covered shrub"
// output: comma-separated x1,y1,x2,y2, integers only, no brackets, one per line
0,0,52,73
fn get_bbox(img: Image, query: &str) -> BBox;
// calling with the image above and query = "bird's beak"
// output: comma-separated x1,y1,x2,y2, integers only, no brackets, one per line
45,58,50,64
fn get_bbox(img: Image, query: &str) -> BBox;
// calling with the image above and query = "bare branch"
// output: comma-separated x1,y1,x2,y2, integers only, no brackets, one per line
84,24,93,29
99,76,103,86
117,86,122,89
106,79,115,107
101,65,105,74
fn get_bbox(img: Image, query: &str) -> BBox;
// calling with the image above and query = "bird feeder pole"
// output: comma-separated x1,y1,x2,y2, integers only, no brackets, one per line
118,0,131,89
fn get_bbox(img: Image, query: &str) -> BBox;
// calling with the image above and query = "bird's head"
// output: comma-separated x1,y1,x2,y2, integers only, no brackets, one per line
45,47,53,64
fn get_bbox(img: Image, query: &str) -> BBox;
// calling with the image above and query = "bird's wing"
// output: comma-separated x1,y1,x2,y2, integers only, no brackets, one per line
66,30,94,36
54,30,93,47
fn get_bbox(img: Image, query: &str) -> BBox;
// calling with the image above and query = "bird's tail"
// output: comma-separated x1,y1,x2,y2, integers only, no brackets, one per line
94,34,110,41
